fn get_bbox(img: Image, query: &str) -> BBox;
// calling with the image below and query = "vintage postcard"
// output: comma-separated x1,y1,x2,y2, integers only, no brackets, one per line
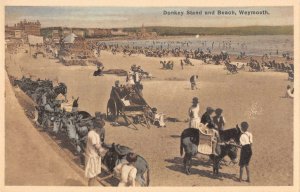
1,0,299,191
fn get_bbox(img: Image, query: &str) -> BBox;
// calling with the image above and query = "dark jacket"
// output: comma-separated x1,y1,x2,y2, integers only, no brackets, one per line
201,112,215,129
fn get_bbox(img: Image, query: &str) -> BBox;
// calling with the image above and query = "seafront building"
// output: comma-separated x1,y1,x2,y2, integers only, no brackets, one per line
5,19,41,40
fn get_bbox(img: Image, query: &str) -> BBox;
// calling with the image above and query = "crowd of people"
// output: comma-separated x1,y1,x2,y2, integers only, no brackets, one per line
7,38,293,186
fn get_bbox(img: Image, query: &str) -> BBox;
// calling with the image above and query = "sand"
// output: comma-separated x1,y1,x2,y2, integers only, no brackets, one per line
5,47,293,186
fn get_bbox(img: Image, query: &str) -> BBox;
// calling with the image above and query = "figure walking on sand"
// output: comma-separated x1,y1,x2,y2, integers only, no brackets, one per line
190,75,198,90
181,60,184,70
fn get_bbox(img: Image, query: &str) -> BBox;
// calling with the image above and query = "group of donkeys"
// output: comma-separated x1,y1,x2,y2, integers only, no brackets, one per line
11,76,150,186
11,76,246,185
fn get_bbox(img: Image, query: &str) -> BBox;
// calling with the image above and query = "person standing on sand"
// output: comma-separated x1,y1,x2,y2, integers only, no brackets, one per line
85,125,105,186
181,60,184,70
238,122,253,183
188,97,201,128
190,75,198,90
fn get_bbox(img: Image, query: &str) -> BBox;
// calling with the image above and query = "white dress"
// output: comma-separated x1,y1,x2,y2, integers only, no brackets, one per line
85,130,102,178
188,104,200,128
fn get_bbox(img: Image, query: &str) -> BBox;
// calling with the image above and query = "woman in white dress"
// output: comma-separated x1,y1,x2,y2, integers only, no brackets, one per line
188,97,200,128
85,126,105,186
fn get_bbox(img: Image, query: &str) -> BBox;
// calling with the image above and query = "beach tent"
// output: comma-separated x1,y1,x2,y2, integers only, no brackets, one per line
63,33,77,44
28,35,44,45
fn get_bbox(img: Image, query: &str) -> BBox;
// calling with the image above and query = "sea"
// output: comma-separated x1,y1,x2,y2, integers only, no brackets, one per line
103,35,293,56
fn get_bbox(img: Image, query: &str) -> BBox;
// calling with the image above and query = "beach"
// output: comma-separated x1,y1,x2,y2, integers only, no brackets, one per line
5,48,293,186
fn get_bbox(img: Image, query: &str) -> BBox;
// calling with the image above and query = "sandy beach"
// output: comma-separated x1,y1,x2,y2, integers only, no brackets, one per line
5,48,293,186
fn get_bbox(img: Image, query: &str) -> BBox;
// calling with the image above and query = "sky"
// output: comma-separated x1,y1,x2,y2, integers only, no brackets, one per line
5,6,293,28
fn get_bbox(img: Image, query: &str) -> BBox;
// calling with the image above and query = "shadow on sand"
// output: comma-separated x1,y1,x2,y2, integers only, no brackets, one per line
165,156,237,181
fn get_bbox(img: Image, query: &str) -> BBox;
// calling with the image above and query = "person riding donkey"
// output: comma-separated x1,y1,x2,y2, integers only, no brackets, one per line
200,107,221,167
213,108,226,131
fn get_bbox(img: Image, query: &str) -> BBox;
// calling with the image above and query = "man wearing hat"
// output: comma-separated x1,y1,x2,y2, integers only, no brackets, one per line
238,121,253,182
188,97,200,128
200,107,215,129
84,115,105,186
213,108,226,131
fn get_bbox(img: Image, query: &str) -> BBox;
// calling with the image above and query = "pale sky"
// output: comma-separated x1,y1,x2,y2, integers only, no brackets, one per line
5,6,293,28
